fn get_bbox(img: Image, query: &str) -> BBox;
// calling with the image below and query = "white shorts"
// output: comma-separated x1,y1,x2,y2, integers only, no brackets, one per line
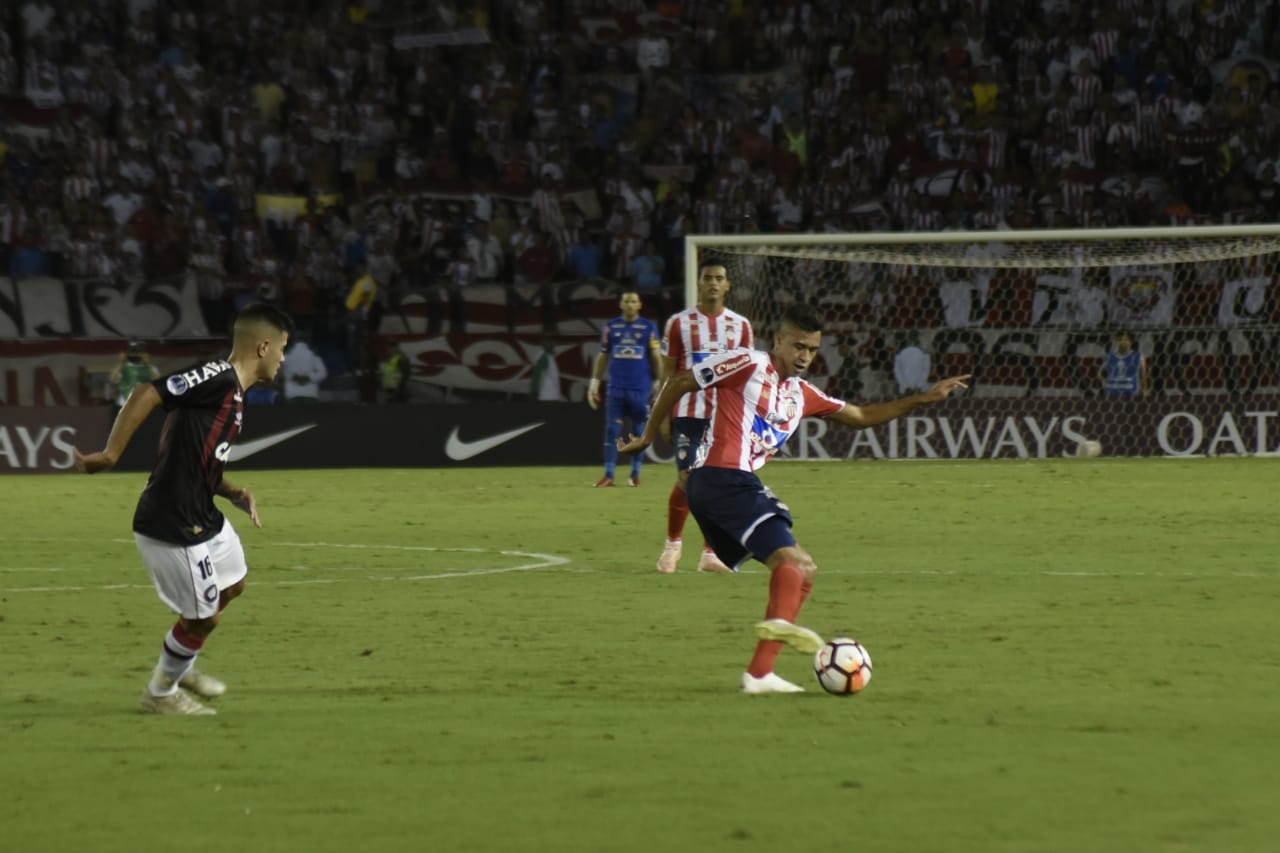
134,518,248,619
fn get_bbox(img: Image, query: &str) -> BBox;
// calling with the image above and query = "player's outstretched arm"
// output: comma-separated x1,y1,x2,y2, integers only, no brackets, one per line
618,370,698,454
829,374,970,429
587,353,608,410
217,479,262,528
655,353,677,442
74,383,162,473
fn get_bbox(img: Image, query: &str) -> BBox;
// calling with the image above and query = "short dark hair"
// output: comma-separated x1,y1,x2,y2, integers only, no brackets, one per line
234,302,295,337
780,303,823,335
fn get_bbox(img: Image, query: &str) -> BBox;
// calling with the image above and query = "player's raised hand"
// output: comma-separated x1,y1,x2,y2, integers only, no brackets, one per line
922,374,971,401
73,447,115,474
232,487,262,528
617,432,651,455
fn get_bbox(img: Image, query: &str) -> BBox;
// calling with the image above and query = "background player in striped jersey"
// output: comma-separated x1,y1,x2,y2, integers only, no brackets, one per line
74,303,294,715
656,263,754,574
620,304,968,693
588,291,663,487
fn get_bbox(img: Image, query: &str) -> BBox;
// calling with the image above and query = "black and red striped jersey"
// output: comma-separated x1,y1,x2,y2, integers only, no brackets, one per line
132,359,244,545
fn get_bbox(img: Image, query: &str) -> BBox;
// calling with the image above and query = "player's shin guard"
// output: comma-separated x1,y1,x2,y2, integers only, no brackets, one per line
667,483,689,541
746,562,807,678
603,420,622,478
149,622,207,695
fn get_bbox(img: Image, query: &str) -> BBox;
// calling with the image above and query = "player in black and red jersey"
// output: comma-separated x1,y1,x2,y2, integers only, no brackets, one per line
75,302,293,715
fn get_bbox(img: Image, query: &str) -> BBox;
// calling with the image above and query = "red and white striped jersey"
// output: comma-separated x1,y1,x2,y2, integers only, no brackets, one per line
690,349,843,472
1088,29,1119,63
1071,72,1103,110
663,306,754,419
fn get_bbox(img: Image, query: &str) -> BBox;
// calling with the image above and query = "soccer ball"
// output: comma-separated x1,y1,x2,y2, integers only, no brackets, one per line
1075,439,1103,458
814,638,873,695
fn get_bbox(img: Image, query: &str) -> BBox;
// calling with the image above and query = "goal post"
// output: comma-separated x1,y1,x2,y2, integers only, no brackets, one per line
684,225,1280,460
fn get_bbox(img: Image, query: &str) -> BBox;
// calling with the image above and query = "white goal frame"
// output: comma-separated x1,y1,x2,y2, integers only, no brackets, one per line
684,224,1280,304
682,224,1280,459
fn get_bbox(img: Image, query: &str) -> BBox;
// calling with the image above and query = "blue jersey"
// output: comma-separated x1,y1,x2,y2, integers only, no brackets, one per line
1103,350,1142,398
599,316,660,391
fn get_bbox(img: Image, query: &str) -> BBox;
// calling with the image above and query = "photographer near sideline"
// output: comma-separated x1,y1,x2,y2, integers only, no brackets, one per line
110,340,160,420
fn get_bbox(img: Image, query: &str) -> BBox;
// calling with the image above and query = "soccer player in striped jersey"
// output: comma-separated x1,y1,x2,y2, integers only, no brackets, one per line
588,291,663,487
656,263,753,574
619,304,968,693
74,303,294,715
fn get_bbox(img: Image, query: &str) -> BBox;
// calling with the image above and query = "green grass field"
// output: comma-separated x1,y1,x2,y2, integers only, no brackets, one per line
2,460,1278,853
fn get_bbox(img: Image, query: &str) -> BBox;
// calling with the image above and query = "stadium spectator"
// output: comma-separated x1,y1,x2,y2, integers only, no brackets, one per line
1,0,1279,378
380,340,411,404
529,335,562,401
109,339,160,419
283,335,328,403
894,330,932,395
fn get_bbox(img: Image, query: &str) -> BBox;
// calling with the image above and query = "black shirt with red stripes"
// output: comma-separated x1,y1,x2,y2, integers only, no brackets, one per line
132,359,244,545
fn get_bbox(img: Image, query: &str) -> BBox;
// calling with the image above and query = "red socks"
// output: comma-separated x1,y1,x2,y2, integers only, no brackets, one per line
747,561,809,677
667,484,689,541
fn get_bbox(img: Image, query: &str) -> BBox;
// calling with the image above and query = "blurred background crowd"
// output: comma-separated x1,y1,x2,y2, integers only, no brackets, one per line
2,0,1279,352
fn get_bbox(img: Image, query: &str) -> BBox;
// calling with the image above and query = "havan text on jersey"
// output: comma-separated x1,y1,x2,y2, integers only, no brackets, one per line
166,360,234,396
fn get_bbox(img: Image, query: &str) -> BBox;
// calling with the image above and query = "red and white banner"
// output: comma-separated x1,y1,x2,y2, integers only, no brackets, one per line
0,276,209,340
385,279,635,337
400,335,596,398
0,337,601,406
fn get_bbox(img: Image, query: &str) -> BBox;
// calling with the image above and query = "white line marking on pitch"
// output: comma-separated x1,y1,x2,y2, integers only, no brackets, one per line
0,541,571,593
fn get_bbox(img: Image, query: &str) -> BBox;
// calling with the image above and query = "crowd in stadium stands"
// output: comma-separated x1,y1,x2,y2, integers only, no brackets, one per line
2,0,1279,353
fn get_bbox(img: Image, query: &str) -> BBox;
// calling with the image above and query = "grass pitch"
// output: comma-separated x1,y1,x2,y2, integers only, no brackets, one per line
2,459,1278,853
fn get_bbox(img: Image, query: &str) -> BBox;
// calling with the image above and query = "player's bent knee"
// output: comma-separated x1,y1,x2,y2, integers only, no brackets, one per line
181,613,220,636
768,545,816,579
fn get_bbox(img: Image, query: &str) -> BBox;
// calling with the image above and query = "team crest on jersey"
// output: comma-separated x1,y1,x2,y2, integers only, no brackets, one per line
771,393,800,422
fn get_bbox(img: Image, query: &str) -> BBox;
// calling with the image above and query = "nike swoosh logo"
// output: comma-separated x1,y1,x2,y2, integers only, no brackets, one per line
444,423,544,461
228,424,318,462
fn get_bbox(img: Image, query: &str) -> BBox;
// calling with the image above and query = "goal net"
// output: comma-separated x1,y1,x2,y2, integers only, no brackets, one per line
685,225,1280,460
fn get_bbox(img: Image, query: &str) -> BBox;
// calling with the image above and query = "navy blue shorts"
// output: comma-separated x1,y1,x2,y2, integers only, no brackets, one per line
671,417,707,472
606,388,650,428
685,467,796,570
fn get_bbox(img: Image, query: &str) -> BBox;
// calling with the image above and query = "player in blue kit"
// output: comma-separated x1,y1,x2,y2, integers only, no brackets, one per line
588,291,662,487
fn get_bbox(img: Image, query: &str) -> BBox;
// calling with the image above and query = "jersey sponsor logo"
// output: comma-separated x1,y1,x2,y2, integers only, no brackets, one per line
167,361,232,396
750,414,791,457
712,353,753,377
444,422,544,461
225,424,318,462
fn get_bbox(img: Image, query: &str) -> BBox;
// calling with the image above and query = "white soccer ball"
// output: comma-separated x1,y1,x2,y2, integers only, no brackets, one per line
1075,439,1103,458
814,638,873,695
